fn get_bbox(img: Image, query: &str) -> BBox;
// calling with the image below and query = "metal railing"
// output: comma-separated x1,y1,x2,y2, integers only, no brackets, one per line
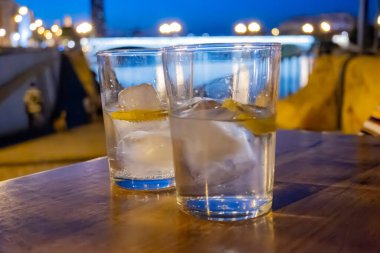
279,51,314,98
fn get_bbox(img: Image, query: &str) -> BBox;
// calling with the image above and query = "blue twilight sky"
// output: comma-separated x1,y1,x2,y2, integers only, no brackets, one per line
16,0,377,36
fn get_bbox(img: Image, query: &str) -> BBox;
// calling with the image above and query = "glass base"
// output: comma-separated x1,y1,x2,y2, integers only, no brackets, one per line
178,195,272,221
114,177,175,191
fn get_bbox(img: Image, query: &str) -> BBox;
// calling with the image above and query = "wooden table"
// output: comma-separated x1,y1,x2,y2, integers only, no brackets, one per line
1,131,380,253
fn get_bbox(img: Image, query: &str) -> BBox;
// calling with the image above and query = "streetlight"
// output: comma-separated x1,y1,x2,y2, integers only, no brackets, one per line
29,23,37,31
76,22,93,34
51,25,60,33
302,23,314,34
159,22,182,35
67,40,76,48
377,15,380,26
12,33,20,41
271,28,280,36
35,19,43,27
159,23,171,34
170,22,182,33
248,22,261,33
56,29,63,36
234,23,247,34
14,15,23,23
44,30,53,40
0,28,6,37
18,6,28,15
320,21,331,32
37,27,45,35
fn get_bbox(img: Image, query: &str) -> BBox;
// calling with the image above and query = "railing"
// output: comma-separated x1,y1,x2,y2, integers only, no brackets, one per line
279,47,314,98
0,49,61,137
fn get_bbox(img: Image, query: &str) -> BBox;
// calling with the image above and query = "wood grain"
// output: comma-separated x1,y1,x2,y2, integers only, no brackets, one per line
0,130,380,253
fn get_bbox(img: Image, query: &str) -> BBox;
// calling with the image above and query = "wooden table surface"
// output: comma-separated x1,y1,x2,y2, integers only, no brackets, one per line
1,131,380,253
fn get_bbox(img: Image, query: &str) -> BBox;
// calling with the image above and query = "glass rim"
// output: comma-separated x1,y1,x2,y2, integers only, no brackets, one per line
96,48,162,57
163,42,281,53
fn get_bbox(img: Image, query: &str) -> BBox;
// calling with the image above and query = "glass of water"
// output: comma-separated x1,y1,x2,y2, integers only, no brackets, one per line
97,49,175,190
163,43,281,220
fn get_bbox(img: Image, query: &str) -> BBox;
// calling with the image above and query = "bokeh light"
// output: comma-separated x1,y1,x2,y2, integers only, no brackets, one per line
302,23,314,34
35,19,43,27
14,15,22,23
234,23,247,34
0,28,6,37
18,6,28,15
320,21,331,32
37,27,45,35
248,22,261,32
44,30,53,40
170,22,182,33
271,28,280,36
12,33,20,41
76,22,93,34
56,29,63,36
29,23,37,31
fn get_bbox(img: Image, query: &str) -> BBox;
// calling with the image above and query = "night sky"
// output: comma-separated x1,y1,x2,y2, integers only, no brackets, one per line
17,0,377,36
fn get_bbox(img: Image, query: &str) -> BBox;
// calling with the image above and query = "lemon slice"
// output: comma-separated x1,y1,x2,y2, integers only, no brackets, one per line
111,110,168,122
222,98,276,135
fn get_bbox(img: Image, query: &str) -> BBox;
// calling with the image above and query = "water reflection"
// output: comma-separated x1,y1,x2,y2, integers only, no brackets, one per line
111,183,175,213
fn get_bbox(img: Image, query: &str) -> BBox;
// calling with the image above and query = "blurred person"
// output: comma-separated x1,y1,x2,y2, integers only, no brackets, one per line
53,110,67,132
23,82,45,129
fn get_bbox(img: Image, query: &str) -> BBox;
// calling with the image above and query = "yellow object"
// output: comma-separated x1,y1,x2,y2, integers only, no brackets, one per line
222,98,276,135
342,56,380,134
111,110,167,122
277,54,380,134
277,55,349,132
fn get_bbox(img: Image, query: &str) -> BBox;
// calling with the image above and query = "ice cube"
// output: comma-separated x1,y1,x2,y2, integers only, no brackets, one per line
115,120,174,178
178,98,235,120
171,100,257,188
118,83,162,111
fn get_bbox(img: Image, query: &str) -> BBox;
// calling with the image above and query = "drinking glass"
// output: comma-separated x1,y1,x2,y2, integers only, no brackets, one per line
163,43,281,220
97,49,175,190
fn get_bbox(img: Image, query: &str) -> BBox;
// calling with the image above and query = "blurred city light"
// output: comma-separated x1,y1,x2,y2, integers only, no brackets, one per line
37,27,45,35
44,30,53,40
320,21,331,32
234,23,247,34
35,19,43,27
302,23,314,34
12,33,20,41
377,15,380,26
29,23,37,31
0,28,6,37
248,22,261,32
67,40,76,48
159,23,171,34
332,31,349,48
14,15,23,23
271,28,280,36
170,22,182,33
56,29,63,36
159,22,182,35
76,22,93,34
18,6,28,15
51,25,60,33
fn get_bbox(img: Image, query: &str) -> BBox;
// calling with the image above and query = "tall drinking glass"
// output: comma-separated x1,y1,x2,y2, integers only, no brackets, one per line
163,43,281,220
97,49,175,190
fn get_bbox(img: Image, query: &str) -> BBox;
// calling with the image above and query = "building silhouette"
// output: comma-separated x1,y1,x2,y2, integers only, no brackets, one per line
0,0,18,46
91,0,106,37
